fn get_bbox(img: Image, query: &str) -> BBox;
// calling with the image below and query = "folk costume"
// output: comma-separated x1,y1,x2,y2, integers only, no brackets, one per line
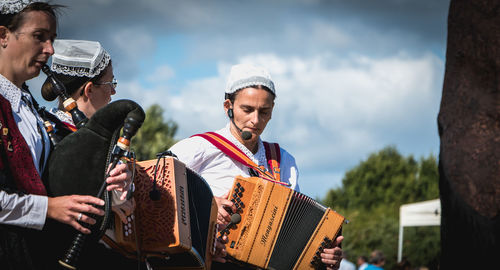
39,39,142,270
0,1,53,268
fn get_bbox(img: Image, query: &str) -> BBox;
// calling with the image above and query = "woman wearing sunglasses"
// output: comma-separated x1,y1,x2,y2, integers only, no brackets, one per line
41,39,117,130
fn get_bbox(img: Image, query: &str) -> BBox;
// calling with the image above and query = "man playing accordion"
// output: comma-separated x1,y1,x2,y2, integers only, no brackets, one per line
170,63,344,270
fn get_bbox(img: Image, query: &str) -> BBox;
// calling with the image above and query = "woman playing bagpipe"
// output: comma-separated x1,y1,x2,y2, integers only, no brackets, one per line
41,39,136,224
39,39,149,270
0,1,134,269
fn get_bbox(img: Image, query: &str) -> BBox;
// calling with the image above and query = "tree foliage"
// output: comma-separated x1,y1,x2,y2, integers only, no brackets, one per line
131,104,178,161
322,146,439,270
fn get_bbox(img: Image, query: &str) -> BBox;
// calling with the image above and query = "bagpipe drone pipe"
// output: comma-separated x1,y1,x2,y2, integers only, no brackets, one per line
40,99,145,269
103,155,218,269
221,176,345,270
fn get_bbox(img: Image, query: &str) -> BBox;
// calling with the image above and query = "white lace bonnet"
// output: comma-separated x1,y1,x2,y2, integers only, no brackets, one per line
51,39,111,78
225,63,276,95
0,0,36,15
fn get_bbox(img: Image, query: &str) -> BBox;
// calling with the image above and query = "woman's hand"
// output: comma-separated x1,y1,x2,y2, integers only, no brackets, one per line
105,163,132,200
47,195,105,234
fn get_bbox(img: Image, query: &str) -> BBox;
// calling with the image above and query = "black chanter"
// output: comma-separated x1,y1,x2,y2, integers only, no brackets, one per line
41,99,145,269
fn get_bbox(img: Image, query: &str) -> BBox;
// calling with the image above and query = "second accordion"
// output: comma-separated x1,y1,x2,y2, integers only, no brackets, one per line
108,157,218,269
225,176,345,270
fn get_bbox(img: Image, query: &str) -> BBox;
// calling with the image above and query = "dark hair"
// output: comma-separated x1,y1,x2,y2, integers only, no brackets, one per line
358,255,368,262
369,250,385,264
224,85,276,103
0,2,63,30
41,61,111,103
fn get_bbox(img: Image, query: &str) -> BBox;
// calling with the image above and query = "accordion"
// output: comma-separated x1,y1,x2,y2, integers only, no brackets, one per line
225,176,345,270
108,157,218,269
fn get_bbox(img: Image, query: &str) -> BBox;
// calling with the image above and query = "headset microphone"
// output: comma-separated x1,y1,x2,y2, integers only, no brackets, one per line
228,108,252,140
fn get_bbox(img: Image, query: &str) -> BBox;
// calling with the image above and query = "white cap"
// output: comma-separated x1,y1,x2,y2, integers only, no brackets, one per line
225,63,275,95
51,39,111,78
0,0,36,15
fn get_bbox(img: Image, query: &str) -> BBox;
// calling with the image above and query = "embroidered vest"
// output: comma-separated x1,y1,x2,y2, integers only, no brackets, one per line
0,95,47,195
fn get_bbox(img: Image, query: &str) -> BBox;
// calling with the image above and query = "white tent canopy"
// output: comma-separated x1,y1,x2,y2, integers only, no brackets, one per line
398,199,441,262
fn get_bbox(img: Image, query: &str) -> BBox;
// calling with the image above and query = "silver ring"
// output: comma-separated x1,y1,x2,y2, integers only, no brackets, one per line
77,213,83,221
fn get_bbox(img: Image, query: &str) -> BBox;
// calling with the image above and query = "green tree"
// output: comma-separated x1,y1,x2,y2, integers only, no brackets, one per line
131,104,178,160
322,146,439,270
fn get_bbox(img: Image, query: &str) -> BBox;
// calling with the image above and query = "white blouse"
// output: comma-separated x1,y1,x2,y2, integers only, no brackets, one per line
169,124,299,197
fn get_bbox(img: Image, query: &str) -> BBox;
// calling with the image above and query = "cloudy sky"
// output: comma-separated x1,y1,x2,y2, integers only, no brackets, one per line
29,0,451,199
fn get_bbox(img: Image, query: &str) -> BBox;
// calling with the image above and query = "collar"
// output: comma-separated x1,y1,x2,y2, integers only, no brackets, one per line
218,123,267,166
0,73,23,113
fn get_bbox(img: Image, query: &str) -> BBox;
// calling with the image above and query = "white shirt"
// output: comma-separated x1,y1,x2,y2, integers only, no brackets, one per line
0,74,49,230
169,124,299,197
339,259,356,270
0,192,47,230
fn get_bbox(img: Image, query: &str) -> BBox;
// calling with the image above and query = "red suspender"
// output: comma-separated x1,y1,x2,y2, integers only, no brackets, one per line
192,132,286,186
263,142,281,182
62,121,77,132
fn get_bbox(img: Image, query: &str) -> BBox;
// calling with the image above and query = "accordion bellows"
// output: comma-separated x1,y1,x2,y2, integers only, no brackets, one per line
226,176,345,270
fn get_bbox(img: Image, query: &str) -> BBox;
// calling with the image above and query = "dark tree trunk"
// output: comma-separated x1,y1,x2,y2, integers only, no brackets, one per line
438,0,500,268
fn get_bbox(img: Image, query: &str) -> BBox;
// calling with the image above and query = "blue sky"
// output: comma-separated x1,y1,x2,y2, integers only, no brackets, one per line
29,0,450,199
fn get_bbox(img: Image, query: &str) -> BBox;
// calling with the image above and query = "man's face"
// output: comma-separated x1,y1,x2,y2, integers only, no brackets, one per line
229,87,275,140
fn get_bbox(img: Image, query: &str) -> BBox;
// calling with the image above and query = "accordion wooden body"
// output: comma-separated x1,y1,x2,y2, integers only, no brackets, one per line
109,157,218,269
225,176,345,270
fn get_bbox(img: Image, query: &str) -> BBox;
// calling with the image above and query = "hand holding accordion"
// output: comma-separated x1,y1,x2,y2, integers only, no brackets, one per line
223,176,345,270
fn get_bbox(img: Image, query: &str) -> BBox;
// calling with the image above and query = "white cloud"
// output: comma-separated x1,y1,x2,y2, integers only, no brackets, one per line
111,29,156,61
147,65,175,84
116,51,443,198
